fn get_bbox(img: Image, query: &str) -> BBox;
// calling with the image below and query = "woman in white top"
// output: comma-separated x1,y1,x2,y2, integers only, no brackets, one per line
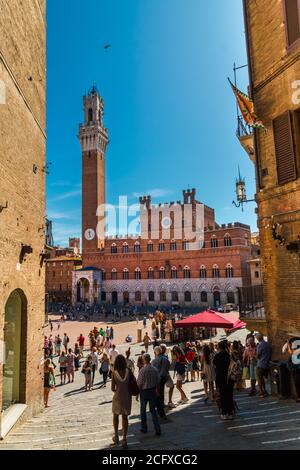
201,344,216,402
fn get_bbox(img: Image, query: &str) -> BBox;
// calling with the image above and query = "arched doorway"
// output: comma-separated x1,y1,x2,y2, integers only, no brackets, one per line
112,291,118,305
227,291,235,304
123,291,129,305
213,290,221,307
3,290,27,411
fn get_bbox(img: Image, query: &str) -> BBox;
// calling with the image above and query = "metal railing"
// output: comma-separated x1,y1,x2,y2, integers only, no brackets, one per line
238,285,265,320
236,115,253,139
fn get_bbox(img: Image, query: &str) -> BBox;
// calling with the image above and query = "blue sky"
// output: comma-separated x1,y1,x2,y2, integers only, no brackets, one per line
46,0,257,246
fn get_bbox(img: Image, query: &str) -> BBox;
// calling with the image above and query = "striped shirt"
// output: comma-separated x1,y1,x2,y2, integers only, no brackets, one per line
137,364,160,390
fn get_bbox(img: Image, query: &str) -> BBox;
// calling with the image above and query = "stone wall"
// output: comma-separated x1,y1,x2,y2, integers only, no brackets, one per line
0,0,46,422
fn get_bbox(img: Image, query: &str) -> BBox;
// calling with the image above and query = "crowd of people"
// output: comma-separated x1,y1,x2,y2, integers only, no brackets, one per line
43,319,300,448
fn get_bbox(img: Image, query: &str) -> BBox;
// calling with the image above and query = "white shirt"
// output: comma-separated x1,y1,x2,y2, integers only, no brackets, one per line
91,352,99,367
109,349,119,364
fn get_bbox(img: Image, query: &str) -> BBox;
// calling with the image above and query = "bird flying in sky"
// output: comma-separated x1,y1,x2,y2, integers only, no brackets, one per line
103,44,111,49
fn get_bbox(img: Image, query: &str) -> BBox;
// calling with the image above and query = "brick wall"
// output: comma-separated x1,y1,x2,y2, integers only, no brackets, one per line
245,0,300,357
0,0,46,420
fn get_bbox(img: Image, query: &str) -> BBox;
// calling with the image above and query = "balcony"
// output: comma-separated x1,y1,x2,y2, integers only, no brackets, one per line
236,116,255,164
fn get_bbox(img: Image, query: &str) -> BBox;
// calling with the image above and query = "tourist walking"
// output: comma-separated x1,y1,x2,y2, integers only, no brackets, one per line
111,355,132,449
152,345,170,419
44,358,55,408
110,327,114,341
172,346,188,404
82,354,93,391
143,332,150,353
185,342,196,382
213,341,234,420
63,333,69,354
109,344,119,371
66,348,75,383
143,316,147,329
77,333,85,358
161,344,176,409
125,348,135,373
243,337,257,396
91,346,99,385
58,351,68,385
74,343,80,371
201,344,216,402
137,354,161,436
100,352,110,387
256,333,271,398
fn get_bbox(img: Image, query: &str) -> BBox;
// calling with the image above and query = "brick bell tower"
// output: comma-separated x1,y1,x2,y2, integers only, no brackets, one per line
79,86,108,253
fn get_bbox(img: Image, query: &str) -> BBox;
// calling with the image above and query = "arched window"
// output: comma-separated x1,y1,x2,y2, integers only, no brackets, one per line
172,291,179,302
122,243,129,253
123,268,129,280
149,291,155,302
182,240,189,251
225,264,234,278
159,267,165,279
199,265,207,279
88,108,93,122
135,291,142,302
201,291,208,302
147,241,153,253
158,241,165,252
111,268,117,280
171,266,178,279
227,291,235,304
101,269,106,281
160,291,166,302
148,267,154,280
134,241,141,253
101,290,106,302
224,234,232,247
184,291,192,302
170,240,177,251
111,243,117,254
212,264,220,278
211,236,218,248
183,266,191,279
135,267,141,280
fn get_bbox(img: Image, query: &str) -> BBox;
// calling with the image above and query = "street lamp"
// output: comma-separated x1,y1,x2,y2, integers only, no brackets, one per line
232,168,255,212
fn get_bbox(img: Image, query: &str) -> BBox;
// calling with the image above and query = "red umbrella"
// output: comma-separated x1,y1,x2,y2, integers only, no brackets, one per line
216,313,246,330
174,310,235,329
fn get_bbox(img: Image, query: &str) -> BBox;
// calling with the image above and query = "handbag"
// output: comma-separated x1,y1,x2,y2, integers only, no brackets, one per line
49,371,55,388
242,366,250,381
128,369,139,396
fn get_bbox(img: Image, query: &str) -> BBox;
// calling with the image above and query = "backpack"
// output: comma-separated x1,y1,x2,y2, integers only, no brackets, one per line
228,357,241,382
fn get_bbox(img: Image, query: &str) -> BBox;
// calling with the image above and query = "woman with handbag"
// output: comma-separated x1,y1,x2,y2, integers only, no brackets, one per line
111,354,132,449
44,358,56,408
82,355,93,391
